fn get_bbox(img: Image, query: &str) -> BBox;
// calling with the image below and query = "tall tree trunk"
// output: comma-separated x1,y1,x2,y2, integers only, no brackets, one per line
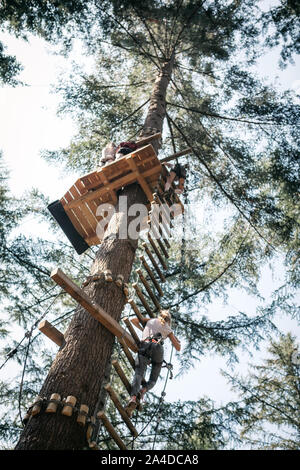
15,56,174,450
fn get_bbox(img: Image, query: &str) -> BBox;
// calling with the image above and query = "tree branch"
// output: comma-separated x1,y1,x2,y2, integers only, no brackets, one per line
167,101,278,126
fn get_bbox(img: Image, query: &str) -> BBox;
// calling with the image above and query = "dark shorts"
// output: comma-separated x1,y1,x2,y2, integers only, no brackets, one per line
171,163,186,179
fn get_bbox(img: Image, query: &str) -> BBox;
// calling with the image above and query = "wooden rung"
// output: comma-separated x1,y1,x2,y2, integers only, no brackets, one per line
160,147,192,163
126,155,154,202
136,132,161,148
38,320,65,347
97,411,127,450
123,317,141,346
50,268,138,353
105,384,138,437
118,337,136,370
147,214,170,245
147,234,168,270
112,359,131,394
132,283,155,317
128,298,148,327
156,183,178,218
150,200,172,247
142,243,166,283
150,201,173,240
139,256,164,297
136,269,161,311
154,233,169,259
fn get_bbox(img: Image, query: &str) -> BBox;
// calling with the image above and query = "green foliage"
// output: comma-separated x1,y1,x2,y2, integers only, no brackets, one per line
224,333,300,449
0,40,22,85
261,0,300,66
0,0,95,85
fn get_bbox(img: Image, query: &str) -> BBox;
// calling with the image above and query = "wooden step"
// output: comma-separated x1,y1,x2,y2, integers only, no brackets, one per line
112,359,131,395
147,234,168,270
97,411,127,450
150,198,173,243
118,337,136,370
136,269,161,311
132,283,155,318
123,316,141,346
142,243,166,283
148,211,171,249
105,384,138,437
128,298,148,327
38,320,64,347
139,255,164,297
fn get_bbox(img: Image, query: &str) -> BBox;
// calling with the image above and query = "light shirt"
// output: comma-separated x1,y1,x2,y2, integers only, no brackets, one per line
142,318,172,341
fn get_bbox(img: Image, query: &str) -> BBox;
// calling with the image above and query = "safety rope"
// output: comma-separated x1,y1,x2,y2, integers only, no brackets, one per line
0,285,60,372
17,291,63,426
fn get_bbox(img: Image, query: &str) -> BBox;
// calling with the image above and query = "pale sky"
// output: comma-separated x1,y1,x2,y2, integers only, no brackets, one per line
0,28,299,429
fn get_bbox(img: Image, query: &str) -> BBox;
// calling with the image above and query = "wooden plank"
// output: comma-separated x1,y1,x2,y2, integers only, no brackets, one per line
97,411,127,450
78,202,99,236
105,384,138,437
50,268,138,353
139,255,164,297
147,233,168,270
38,320,64,347
152,193,173,238
136,269,161,311
123,317,141,346
62,193,90,238
149,204,173,242
68,184,97,234
160,147,192,163
136,132,161,148
132,282,155,318
85,233,102,246
156,236,169,259
126,155,157,202
148,210,170,255
74,178,88,196
128,298,147,327
112,359,131,395
66,170,139,209
98,171,117,205
142,243,166,283
118,337,135,370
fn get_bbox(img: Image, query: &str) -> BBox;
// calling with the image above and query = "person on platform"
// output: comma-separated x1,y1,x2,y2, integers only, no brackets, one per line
115,141,138,159
99,142,117,167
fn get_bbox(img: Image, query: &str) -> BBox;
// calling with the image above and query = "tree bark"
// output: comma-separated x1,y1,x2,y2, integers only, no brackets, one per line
15,56,174,450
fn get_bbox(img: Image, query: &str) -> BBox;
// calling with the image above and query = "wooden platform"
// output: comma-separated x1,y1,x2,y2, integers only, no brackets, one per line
60,144,162,247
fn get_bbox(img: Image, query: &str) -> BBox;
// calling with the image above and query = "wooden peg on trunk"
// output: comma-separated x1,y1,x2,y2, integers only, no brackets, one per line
45,393,61,413
31,396,43,416
77,404,89,427
115,274,124,287
61,396,77,417
104,270,113,282
123,283,129,296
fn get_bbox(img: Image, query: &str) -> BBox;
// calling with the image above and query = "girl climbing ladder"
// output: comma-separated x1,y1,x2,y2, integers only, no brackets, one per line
125,310,181,417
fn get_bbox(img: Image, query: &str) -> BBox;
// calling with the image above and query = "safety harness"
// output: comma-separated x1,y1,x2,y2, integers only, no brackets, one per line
139,333,173,378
